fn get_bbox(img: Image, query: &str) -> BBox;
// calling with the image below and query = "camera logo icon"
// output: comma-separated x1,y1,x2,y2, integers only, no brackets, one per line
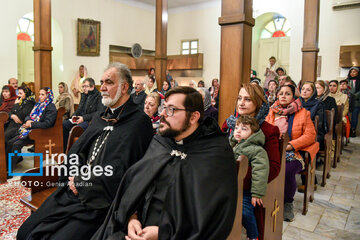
8,151,43,176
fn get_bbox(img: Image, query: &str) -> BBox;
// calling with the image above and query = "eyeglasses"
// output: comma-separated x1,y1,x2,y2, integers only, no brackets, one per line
162,106,187,116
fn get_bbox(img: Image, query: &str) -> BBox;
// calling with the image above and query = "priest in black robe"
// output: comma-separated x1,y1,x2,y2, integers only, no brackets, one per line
92,86,237,240
17,63,154,240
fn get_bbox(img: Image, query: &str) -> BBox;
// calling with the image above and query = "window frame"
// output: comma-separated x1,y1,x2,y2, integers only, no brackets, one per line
181,39,199,55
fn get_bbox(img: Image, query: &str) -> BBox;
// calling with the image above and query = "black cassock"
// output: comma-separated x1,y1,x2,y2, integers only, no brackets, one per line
91,117,238,240
17,98,154,240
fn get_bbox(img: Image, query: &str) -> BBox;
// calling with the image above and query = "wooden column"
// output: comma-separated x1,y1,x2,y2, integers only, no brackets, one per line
301,0,320,83
155,0,168,90
33,0,53,96
218,0,254,126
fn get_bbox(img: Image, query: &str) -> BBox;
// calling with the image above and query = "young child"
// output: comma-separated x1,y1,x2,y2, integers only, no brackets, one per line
229,115,269,240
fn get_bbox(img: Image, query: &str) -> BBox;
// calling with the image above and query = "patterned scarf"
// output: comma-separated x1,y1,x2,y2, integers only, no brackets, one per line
18,88,54,139
271,98,302,116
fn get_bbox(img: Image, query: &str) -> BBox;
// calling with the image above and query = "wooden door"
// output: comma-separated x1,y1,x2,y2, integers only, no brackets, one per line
17,40,35,84
258,38,278,82
258,37,290,81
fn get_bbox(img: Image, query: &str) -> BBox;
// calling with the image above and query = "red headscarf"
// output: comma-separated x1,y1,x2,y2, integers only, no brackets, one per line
0,85,18,112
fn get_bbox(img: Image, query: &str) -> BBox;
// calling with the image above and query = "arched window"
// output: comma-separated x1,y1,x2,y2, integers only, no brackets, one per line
16,13,34,41
260,17,291,39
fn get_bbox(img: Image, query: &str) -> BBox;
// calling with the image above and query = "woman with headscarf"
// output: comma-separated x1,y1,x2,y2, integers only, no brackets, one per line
4,86,35,143
222,83,280,239
209,78,220,109
299,81,325,192
6,87,57,168
329,79,350,139
0,85,17,112
71,65,88,104
347,67,360,137
266,84,318,221
300,81,326,146
315,80,338,139
198,87,218,121
144,76,158,94
160,80,171,96
55,82,74,120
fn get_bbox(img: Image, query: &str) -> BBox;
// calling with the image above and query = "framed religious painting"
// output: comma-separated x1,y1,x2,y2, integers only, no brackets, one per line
77,18,100,56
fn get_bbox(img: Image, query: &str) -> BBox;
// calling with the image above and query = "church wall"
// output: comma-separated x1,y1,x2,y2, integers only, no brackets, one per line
168,0,360,86
168,2,221,88
0,0,155,94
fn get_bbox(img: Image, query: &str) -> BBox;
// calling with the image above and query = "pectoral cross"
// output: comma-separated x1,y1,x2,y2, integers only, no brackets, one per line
45,139,55,155
271,199,280,232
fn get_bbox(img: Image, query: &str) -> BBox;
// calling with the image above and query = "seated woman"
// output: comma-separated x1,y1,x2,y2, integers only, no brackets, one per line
265,79,278,106
0,85,17,112
6,87,57,169
160,80,171,96
300,81,326,148
315,80,338,137
266,84,319,221
4,86,35,143
222,83,280,238
55,82,74,120
145,76,158,94
329,80,349,123
198,87,218,121
144,92,161,133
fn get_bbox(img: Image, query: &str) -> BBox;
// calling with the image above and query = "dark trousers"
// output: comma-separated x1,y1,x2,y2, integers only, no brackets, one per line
242,191,258,239
62,119,89,152
6,135,34,171
284,160,303,203
351,106,360,130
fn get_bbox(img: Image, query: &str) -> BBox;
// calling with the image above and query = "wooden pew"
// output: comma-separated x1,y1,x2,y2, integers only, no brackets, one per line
260,133,288,240
318,109,334,186
29,107,65,168
227,156,249,240
333,104,344,168
299,116,318,215
0,111,9,183
20,125,84,212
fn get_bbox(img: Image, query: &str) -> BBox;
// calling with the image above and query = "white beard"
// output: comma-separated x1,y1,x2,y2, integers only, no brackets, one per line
102,84,122,107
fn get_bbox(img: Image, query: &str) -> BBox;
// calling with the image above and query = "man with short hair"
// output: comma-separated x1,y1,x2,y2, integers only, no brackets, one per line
18,63,154,240
340,79,355,113
131,78,147,109
8,77,19,95
62,77,104,151
92,86,237,240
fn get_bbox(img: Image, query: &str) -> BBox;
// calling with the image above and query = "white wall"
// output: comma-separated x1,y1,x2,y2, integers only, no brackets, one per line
168,1,221,87
168,0,360,85
0,0,155,95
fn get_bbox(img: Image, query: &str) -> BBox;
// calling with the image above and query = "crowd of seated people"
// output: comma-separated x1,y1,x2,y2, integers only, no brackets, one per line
1,64,359,239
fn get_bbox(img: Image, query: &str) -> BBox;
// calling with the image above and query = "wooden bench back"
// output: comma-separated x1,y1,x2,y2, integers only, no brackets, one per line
261,133,288,240
65,126,84,154
29,107,65,168
0,112,9,183
227,156,249,240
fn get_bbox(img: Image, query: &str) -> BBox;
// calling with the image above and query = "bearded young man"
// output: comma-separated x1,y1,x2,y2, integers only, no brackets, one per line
17,63,154,240
92,86,238,240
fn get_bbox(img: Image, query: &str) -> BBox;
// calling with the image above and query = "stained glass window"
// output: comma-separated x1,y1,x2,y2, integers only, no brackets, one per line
17,13,34,42
260,17,291,39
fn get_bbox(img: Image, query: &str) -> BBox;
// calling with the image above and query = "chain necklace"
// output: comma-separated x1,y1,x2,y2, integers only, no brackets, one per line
85,102,127,171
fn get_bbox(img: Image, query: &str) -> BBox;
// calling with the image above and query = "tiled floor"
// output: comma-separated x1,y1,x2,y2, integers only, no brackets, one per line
282,137,360,240
12,138,360,240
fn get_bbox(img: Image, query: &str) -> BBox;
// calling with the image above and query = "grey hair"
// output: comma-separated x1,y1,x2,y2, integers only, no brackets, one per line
105,62,133,94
